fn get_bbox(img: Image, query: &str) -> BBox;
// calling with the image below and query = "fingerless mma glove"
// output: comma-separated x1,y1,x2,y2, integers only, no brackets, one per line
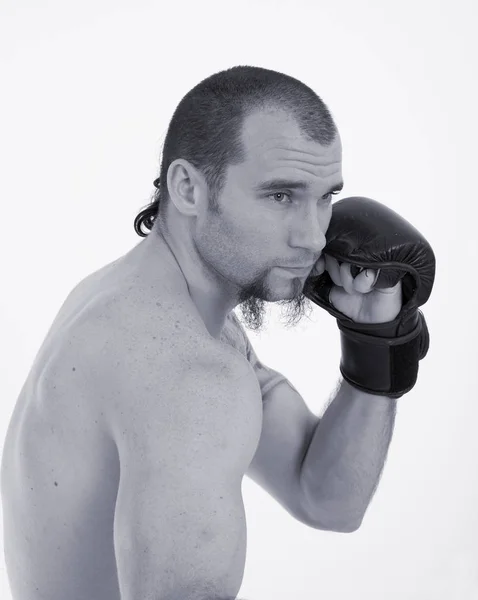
303,197,436,398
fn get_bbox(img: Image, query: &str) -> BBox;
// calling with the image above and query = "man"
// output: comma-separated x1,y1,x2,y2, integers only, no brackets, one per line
1,66,433,600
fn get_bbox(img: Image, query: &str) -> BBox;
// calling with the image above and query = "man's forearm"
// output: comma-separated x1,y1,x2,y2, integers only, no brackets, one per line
300,378,397,531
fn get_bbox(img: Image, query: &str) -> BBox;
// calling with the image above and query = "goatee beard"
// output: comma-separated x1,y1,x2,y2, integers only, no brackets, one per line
237,278,314,333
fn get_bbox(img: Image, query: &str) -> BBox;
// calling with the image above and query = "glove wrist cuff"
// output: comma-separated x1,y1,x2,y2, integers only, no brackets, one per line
337,312,425,398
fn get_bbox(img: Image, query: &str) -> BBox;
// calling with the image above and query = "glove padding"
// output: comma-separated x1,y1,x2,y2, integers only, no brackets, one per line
303,196,436,398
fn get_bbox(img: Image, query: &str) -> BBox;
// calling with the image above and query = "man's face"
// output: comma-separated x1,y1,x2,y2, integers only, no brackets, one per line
194,107,343,332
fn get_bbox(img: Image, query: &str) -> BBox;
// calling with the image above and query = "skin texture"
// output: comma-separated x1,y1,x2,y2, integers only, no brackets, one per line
2,255,263,600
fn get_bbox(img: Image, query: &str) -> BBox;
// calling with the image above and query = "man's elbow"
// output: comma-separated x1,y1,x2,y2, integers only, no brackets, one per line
288,486,362,532
299,504,363,533
328,518,362,533
306,514,362,533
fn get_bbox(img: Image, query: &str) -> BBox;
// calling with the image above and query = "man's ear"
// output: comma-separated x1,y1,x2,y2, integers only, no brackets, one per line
166,159,208,217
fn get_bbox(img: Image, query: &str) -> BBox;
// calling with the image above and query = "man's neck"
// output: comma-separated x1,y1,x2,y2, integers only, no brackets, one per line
132,225,238,340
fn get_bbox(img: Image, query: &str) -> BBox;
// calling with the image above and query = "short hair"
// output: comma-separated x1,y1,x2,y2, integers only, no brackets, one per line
134,65,338,237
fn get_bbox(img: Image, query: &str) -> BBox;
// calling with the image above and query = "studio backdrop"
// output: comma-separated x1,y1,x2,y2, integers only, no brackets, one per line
0,1,476,598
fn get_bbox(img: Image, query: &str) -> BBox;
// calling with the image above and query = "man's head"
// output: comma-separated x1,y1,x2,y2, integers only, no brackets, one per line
135,66,343,331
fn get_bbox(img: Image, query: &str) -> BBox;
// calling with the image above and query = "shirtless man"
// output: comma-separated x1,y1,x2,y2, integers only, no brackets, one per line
1,66,434,600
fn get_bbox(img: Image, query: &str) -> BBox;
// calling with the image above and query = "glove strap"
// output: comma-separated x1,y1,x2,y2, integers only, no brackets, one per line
338,311,426,398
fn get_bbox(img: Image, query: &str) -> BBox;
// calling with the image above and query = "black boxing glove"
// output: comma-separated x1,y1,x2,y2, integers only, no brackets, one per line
303,197,436,398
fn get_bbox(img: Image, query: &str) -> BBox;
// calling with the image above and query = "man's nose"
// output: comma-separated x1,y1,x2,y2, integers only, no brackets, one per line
289,205,328,254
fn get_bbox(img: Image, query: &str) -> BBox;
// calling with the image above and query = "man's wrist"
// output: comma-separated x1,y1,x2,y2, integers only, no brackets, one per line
341,379,399,407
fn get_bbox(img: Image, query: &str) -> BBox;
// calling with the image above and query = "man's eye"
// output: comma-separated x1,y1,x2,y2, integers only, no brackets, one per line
322,191,341,201
268,192,292,203
268,190,340,204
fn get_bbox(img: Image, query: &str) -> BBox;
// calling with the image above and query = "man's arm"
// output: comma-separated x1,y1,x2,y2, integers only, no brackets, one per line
299,379,397,531
246,349,396,533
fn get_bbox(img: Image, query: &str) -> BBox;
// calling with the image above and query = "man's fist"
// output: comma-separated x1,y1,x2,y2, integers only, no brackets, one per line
324,256,402,324
304,196,436,397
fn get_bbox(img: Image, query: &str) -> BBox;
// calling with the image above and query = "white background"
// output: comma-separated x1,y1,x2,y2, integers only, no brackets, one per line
1,0,476,598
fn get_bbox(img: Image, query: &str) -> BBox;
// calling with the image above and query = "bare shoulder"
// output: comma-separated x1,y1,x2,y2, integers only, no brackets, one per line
85,289,259,441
